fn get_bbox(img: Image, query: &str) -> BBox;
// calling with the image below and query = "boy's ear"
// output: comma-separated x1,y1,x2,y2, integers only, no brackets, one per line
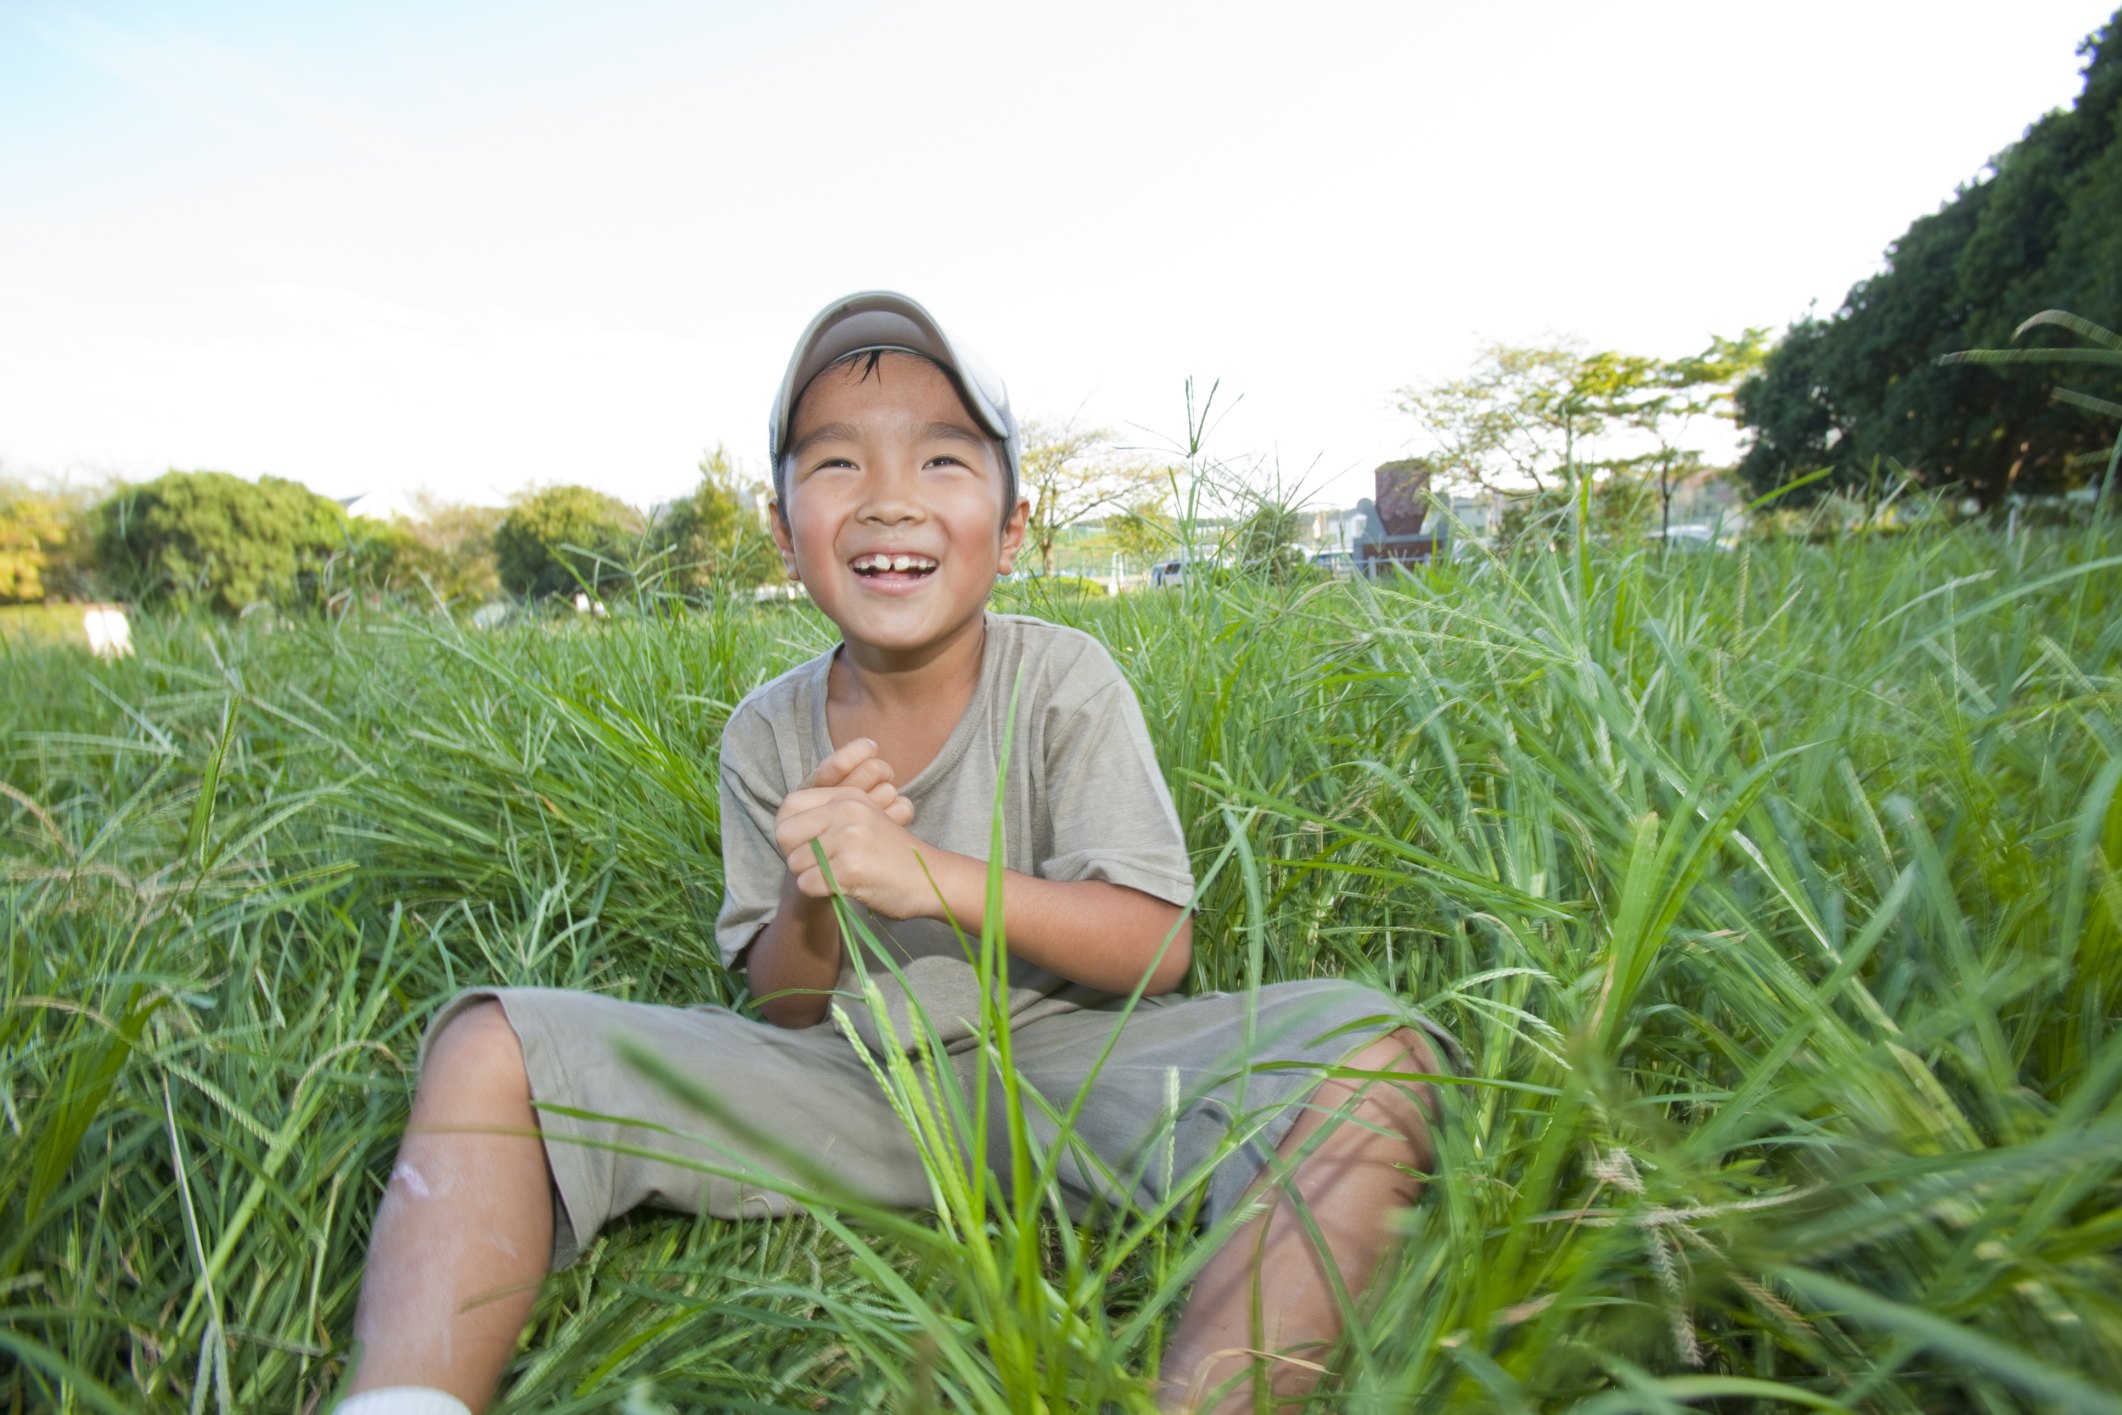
996,496,1032,576
769,500,800,581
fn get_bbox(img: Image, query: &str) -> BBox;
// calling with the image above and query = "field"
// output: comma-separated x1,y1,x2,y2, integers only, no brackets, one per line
4,523,2121,1412
0,603,97,649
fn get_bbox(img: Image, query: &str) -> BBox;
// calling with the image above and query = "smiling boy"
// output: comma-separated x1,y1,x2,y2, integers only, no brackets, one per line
341,292,1448,1415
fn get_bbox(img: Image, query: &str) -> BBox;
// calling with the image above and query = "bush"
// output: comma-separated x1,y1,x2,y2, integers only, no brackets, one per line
92,470,354,615
992,574,1108,612
493,485,644,599
0,483,69,604
1036,574,1106,596
648,449,777,599
1202,546,1326,588
385,499,504,607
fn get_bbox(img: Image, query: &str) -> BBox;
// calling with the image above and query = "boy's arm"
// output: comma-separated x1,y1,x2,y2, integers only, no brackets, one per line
742,739,914,1029
741,874,846,1028
923,857,1192,996
773,772,1192,998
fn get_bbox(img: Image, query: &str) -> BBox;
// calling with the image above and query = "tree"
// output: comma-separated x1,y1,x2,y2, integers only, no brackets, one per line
1942,310,2122,508
390,495,504,606
493,485,644,599
1108,494,1179,561
1395,342,1612,497
1590,332,1769,538
1399,335,1765,540
1736,10,2122,506
1018,419,1164,576
1231,502,1305,569
652,446,776,597
0,480,69,603
93,470,353,614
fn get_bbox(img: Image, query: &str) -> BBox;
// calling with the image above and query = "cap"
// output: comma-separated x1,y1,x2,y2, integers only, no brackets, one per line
768,291,1021,506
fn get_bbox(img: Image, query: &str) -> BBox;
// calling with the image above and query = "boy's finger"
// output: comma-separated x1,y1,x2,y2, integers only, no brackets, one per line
806,737,879,789
773,792,892,856
786,844,854,891
841,756,895,795
884,795,914,825
778,785,885,823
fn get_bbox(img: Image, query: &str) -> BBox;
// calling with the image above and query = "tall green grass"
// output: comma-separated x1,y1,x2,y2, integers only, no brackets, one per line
3,522,2119,1411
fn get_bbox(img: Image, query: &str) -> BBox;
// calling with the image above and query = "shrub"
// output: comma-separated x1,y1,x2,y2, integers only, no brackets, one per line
648,449,777,599
0,482,68,603
92,470,353,615
493,485,644,598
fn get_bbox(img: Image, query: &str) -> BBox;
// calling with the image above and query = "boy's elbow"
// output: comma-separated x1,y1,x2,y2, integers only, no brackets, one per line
758,993,828,1029
1148,912,1192,994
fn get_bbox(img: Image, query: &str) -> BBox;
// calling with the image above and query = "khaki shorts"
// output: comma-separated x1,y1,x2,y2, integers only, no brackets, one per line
424,979,1457,1268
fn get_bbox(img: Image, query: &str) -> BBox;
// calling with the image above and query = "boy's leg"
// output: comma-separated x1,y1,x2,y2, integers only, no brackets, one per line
350,1001,552,1412
346,987,938,1411
1159,1026,1440,1414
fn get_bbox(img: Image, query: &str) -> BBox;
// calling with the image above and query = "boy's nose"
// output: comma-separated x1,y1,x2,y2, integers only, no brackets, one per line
857,463,928,523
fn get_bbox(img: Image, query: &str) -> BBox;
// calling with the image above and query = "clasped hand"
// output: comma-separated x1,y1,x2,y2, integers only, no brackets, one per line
773,737,941,920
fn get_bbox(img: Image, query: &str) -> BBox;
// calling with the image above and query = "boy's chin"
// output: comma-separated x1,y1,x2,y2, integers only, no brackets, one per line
834,604,992,659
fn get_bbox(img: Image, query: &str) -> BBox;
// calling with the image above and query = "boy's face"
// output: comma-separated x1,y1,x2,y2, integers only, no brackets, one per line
773,352,1029,663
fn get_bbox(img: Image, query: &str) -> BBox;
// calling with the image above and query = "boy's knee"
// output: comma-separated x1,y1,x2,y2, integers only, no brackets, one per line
1324,1028,1440,1155
421,1000,532,1107
1377,1025,1443,1102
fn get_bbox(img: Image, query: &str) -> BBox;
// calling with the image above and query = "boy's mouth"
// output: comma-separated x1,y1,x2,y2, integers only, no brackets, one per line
849,553,939,579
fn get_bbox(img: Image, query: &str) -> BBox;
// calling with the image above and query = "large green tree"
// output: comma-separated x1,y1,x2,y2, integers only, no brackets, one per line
493,485,644,599
1737,11,2122,505
651,446,776,597
0,480,69,603
93,470,354,614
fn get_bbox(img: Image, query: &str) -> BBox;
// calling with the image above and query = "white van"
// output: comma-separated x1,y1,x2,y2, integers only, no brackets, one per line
1150,555,1217,588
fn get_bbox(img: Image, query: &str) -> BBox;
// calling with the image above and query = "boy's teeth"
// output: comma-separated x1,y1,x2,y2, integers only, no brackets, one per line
855,553,935,572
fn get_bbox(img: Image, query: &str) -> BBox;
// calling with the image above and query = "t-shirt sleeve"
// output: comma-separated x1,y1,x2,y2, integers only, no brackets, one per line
1036,644,1195,907
714,705,794,968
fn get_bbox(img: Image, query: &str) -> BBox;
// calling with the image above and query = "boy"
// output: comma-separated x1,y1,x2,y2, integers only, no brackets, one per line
342,292,1447,1414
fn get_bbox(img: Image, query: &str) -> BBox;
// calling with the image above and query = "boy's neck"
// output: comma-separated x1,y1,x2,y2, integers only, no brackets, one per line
826,613,991,776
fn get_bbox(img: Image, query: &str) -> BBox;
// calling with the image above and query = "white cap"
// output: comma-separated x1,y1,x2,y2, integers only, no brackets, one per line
768,291,1021,506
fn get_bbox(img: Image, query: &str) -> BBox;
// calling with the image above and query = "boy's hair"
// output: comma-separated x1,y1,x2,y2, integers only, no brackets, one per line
769,291,1022,513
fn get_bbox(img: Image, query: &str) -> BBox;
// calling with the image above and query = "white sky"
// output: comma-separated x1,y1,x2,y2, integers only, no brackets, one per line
2,0,2114,512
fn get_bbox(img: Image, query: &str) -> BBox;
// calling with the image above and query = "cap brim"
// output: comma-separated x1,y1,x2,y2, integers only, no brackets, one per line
769,291,1017,472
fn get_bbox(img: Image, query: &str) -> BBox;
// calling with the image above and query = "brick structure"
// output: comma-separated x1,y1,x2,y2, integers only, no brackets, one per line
1353,458,1438,573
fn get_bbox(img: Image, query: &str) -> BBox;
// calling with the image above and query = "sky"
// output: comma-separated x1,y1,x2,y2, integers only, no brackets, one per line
2,0,2116,514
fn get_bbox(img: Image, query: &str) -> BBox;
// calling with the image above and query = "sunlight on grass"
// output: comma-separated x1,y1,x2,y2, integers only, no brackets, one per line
3,522,2119,1411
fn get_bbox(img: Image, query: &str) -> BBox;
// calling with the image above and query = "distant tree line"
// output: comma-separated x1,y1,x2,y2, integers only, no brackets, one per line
0,449,776,614
1395,334,1768,541
1736,9,2122,507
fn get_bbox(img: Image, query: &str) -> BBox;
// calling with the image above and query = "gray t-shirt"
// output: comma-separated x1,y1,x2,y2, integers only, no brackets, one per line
716,613,1195,1053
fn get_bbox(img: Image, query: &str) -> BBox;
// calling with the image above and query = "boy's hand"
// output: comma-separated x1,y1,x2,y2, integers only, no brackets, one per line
776,738,939,919
801,737,915,824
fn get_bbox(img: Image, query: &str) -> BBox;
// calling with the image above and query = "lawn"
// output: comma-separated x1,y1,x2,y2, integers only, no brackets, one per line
0,602,95,648
4,523,2119,1412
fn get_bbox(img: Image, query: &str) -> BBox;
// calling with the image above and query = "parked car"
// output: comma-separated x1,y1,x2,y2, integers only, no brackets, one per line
1145,551,1230,585
1309,550,1355,579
